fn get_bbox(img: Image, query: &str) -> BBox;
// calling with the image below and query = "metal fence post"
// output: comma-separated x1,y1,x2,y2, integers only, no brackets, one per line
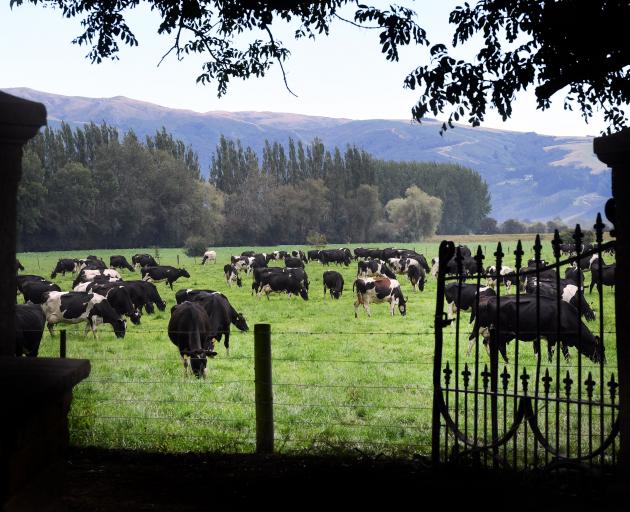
254,323,274,454
177,254,180,266
60,329,66,358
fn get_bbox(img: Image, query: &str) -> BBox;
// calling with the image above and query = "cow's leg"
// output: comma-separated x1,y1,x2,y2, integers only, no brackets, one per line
47,322,55,337
354,300,360,318
182,355,190,377
323,285,327,299
224,333,230,356
589,280,595,294
364,302,371,317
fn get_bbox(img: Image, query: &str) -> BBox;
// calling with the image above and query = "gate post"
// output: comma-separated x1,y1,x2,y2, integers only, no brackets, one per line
254,323,274,454
594,129,630,473
0,93,46,357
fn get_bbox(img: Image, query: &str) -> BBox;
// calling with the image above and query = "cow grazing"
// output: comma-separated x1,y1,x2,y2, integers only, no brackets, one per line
17,274,49,294
319,249,351,266
407,264,426,292
353,277,406,317
21,280,62,304
72,268,122,288
110,255,134,272
90,284,142,325
470,295,603,363
78,256,107,271
15,303,46,357
323,271,344,299
444,282,496,323
168,302,217,378
357,259,396,279
132,253,158,269
251,267,285,295
201,250,217,265
51,258,79,278
258,273,309,300
176,288,220,304
189,291,249,355
525,277,596,322
485,265,515,291
41,291,126,338
589,260,615,295
16,259,25,272
110,281,166,314
141,266,190,289
284,257,305,269
223,264,242,287
308,250,321,262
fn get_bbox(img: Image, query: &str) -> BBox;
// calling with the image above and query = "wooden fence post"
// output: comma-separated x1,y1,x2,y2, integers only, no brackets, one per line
60,330,66,359
254,323,274,454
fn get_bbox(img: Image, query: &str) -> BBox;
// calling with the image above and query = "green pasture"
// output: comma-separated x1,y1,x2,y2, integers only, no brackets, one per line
18,239,617,457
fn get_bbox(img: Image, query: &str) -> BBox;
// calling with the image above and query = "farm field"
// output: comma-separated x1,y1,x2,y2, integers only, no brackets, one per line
18,238,617,457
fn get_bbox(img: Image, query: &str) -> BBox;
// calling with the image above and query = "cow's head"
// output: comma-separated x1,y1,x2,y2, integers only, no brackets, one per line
396,289,407,316
183,348,217,378
236,275,243,287
331,288,341,299
231,312,248,332
180,268,191,278
299,285,309,301
130,309,142,325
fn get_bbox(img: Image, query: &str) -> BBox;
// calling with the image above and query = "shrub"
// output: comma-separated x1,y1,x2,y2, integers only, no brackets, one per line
184,236,207,257
306,231,327,247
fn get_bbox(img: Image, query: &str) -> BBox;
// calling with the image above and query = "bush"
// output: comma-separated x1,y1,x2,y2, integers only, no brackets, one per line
184,236,207,257
306,231,328,247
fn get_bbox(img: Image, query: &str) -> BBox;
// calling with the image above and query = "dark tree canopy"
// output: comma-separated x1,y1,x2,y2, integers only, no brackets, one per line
12,1,630,132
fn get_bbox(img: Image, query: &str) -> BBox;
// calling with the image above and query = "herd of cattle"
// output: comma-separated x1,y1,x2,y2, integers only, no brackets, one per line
13,241,616,377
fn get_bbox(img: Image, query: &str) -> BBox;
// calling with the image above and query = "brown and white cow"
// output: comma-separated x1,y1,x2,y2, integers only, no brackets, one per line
353,277,407,318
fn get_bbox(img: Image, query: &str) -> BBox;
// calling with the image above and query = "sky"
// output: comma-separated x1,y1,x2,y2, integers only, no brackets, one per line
0,1,609,137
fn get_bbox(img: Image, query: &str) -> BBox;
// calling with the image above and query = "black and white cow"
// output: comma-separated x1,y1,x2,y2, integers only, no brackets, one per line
258,273,309,300
525,277,596,321
319,249,351,266
132,253,158,269
470,295,603,363
21,280,62,304
41,291,126,338
444,282,496,322
357,259,396,279
589,260,615,295
485,265,515,291
72,268,122,288
15,303,46,357
223,264,242,287
168,302,217,378
307,250,321,263
201,250,217,265
251,267,285,295
141,266,190,289
565,265,585,284
289,250,308,263
188,291,249,355
78,256,107,271
323,270,344,299
353,277,406,317
284,257,305,269
115,281,166,314
176,288,220,304
17,274,50,293
51,258,79,278
110,255,135,272
407,264,426,292
89,283,142,325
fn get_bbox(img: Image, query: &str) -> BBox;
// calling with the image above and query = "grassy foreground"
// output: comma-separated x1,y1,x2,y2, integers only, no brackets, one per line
20,240,617,457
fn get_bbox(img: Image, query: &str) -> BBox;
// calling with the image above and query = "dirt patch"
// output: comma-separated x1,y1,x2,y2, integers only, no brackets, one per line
59,448,625,511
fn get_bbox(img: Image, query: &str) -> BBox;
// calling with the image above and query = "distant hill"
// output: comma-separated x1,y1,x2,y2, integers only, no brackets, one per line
4,87,611,223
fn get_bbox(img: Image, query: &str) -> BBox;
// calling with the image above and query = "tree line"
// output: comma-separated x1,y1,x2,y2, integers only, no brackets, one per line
17,123,491,251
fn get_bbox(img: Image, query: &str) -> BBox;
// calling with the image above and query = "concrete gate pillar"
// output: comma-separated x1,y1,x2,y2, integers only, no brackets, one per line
0,91,47,356
594,129,630,472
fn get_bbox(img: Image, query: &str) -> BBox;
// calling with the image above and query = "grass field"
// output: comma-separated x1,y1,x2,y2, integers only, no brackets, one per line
19,239,618,458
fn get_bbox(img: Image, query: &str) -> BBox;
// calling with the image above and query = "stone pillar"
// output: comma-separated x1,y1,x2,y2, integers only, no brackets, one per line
0,92,46,356
594,128,630,471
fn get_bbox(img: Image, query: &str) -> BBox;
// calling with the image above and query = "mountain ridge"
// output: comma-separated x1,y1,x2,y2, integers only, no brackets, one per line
3,87,611,223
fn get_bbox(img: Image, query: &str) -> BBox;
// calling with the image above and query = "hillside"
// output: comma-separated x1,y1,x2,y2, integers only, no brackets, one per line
4,87,611,223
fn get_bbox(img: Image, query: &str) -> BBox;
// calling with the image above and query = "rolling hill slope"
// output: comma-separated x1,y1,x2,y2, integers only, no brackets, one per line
4,87,611,223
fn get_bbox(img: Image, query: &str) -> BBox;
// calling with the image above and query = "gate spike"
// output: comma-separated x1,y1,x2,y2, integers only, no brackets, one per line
572,224,583,254
542,369,553,395
500,366,511,392
481,364,491,391
563,371,574,398
552,229,562,260
584,372,596,400
514,240,523,271
608,373,619,401
443,362,453,387
462,363,471,388
474,245,485,275
533,235,542,263
494,242,504,271
594,213,605,244
520,367,530,395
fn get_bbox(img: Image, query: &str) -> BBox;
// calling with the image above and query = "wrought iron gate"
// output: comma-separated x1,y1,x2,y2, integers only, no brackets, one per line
432,212,619,469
